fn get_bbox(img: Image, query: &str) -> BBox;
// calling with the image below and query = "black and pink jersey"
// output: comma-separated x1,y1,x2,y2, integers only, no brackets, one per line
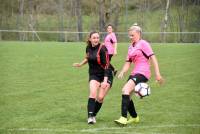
126,40,154,79
104,33,117,55
86,43,111,77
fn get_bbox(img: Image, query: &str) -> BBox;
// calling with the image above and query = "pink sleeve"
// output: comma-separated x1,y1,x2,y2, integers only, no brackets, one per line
111,33,117,43
126,47,132,62
141,40,154,57
126,54,130,61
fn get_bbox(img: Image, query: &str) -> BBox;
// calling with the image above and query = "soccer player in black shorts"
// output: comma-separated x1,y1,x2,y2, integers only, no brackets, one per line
104,24,118,76
73,31,113,124
115,24,164,125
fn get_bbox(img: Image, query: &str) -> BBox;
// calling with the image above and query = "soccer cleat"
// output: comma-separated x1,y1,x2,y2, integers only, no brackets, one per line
127,116,140,124
92,116,96,123
114,70,118,76
114,116,127,125
112,70,118,77
88,117,94,124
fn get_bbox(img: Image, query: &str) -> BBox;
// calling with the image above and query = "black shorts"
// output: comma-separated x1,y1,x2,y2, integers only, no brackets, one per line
89,74,113,87
128,74,148,85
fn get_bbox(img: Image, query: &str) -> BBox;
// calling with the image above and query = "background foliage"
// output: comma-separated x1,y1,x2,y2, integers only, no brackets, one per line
0,0,200,42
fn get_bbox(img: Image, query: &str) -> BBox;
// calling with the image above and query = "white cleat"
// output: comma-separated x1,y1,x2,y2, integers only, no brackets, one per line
92,116,96,123
88,117,94,124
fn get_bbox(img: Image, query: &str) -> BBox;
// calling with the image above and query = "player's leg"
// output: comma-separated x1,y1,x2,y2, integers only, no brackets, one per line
87,79,100,124
115,79,135,125
109,54,117,76
93,75,113,117
127,74,148,124
127,92,139,124
128,91,137,118
93,83,111,117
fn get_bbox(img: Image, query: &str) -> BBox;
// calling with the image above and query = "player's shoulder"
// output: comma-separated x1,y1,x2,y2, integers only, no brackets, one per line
86,45,93,53
139,39,150,44
111,32,116,36
86,45,90,51
138,39,151,48
128,44,133,49
101,44,108,51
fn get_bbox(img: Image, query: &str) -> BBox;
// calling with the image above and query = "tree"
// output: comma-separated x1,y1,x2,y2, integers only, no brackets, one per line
97,0,105,32
75,0,83,41
17,0,25,41
58,0,65,42
28,0,35,41
161,0,170,42
111,2,121,32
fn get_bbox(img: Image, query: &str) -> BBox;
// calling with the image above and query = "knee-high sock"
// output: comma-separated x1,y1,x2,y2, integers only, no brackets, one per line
109,64,115,71
93,100,102,116
121,95,130,118
87,98,95,117
128,99,137,118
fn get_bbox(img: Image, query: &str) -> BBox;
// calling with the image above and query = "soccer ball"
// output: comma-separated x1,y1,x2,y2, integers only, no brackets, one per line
134,83,150,98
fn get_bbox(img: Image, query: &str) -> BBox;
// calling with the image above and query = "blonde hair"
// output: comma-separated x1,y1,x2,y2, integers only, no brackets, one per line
128,23,142,34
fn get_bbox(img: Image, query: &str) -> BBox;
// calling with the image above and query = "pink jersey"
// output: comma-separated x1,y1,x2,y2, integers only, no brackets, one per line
104,33,117,54
126,40,154,79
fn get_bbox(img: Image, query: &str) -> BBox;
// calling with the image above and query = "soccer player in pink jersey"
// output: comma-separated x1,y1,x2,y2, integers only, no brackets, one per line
115,24,164,125
104,24,118,76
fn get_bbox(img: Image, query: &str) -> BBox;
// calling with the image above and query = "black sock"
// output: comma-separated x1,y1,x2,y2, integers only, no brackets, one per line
93,101,102,116
110,64,115,71
87,98,95,117
128,99,137,118
121,95,130,118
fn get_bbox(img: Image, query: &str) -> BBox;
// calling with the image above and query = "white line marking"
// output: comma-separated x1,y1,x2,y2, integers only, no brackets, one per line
83,124,200,131
1,124,199,133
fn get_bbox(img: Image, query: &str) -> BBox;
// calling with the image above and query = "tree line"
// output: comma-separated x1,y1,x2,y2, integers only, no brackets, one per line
0,0,199,42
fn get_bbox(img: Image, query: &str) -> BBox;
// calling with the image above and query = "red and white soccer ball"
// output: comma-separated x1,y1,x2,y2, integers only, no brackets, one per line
135,83,151,98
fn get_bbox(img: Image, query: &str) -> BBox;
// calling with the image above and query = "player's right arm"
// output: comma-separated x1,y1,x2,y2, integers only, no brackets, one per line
118,61,131,79
73,46,89,68
73,58,88,67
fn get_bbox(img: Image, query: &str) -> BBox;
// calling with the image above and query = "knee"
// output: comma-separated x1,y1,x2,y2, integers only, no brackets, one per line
97,96,104,103
89,92,96,98
122,88,130,95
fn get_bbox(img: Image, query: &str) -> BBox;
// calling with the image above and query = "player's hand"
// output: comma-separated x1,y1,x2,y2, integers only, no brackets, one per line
101,81,109,89
118,71,124,79
113,51,117,56
73,63,81,67
156,75,164,85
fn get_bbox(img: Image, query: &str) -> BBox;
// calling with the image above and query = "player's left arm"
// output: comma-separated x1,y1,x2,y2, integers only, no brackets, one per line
113,42,117,55
100,46,110,89
141,41,164,85
111,33,117,55
149,55,164,85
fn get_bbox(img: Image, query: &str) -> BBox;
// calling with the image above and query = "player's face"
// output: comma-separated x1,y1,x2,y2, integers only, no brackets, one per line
90,33,100,46
128,30,140,43
107,26,113,33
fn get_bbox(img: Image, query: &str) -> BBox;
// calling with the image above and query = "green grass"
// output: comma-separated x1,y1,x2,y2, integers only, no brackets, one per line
0,41,200,134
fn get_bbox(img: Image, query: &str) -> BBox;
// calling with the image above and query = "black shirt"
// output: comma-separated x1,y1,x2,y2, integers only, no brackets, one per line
86,43,111,77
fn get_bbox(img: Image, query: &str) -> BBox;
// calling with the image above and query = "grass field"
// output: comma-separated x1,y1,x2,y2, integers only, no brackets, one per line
0,41,200,134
